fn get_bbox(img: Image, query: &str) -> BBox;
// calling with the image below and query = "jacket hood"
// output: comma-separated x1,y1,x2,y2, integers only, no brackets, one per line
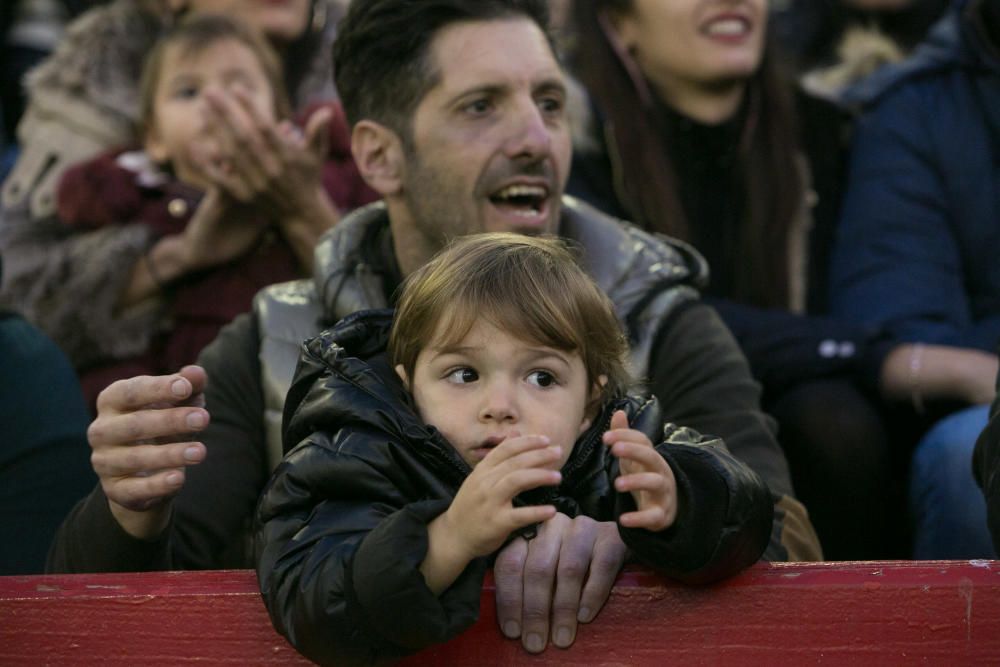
844,0,1000,109
282,309,667,514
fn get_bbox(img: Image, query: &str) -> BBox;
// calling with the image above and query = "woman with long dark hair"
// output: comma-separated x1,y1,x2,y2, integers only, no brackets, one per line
569,0,902,559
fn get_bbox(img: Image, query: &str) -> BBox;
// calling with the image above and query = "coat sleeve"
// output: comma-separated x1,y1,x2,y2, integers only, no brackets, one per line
647,301,822,561
46,313,269,572
973,365,1000,554
614,422,774,585
829,81,1000,351
707,297,894,395
256,437,486,666
0,200,159,368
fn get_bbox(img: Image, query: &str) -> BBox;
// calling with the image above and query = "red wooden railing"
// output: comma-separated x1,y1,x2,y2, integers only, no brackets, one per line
2,561,999,665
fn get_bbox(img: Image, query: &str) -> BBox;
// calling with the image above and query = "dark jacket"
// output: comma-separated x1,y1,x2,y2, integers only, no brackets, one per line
568,90,892,397
974,364,1000,553
256,310,774,666
47,198,814,575
50,102,377,404
831,0,1000,351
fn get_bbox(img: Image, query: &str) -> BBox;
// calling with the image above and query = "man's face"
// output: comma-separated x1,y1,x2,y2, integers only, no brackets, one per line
394,18,572,254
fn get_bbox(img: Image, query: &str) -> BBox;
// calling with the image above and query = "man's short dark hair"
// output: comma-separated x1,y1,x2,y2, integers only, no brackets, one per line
333,0,552,141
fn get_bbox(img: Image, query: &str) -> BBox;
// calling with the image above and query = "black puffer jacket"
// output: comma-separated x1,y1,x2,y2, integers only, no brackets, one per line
256,310,773,666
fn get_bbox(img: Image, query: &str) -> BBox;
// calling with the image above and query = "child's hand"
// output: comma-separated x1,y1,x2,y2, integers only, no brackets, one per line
421,434,562,595
444,434,562,559
603,410,677,532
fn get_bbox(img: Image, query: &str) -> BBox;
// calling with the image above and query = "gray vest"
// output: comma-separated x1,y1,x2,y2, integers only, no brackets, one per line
254,197,707,469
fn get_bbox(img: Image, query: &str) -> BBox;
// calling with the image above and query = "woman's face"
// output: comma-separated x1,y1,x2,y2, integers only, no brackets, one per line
611,0,766,98
180,0,312,44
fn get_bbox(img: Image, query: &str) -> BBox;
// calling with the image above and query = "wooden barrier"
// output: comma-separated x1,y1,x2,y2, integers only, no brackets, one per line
2,561,1000,665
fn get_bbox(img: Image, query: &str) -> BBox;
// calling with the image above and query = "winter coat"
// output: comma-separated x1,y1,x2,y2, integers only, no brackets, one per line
830,0,1000,351
0,0,353,368
568,90,892,398
256,309,774,666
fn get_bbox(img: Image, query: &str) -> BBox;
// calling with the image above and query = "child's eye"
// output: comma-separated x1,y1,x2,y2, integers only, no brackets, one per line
446,368,479,384
172,84,199,100
527,370,557,388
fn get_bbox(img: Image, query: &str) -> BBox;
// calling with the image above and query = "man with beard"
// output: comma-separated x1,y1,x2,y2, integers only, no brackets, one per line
48,0,819,655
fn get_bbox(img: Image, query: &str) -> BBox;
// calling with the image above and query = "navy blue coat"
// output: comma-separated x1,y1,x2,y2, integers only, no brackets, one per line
831,0,1000,351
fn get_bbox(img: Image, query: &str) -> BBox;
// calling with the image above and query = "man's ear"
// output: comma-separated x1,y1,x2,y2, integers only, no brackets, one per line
394,364,411,391
351,120,405,197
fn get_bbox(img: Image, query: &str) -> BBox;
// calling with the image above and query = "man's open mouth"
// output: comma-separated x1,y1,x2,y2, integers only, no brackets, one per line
489,184,548,217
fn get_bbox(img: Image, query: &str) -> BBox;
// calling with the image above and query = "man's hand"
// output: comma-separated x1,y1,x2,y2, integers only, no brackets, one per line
88,366,210,539
493,513,627,653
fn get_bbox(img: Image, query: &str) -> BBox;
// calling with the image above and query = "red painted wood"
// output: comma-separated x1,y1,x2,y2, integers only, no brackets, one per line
2,561,999,666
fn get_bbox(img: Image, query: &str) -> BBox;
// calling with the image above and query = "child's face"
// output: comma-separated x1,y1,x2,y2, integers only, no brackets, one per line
397,319,597,469
145,38,277,190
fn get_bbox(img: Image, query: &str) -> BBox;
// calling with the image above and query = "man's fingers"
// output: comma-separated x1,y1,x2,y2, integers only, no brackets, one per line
576,527,626,623
177,365,208,407
88,406,209,449
518,514,567,653
494,537,527,638
95,373,194,414
548,519,591,648
105,467,187,511
91,441,206,479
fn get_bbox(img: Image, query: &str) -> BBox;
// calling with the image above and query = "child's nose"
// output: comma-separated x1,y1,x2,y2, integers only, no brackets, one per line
479,382,519,423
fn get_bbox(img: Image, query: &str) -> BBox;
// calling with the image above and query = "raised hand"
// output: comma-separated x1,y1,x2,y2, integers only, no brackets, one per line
197,86,339,267
603,409,677,532
421,434,562,594
88,366,210,539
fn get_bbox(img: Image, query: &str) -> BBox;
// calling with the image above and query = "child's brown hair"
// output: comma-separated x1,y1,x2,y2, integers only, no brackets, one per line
138,13,293,135
389,232,632,409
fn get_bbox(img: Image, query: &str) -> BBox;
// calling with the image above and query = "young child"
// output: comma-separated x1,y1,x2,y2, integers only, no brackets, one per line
257,233,773,665
52,13,374,404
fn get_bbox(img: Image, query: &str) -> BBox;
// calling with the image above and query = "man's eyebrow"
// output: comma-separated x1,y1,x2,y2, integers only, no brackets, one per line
534,77,568,95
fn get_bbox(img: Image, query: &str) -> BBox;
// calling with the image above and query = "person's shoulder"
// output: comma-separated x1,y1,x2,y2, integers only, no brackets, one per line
559,196,708,287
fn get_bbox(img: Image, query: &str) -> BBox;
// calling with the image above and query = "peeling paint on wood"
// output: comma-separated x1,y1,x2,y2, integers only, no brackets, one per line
1,561,998,665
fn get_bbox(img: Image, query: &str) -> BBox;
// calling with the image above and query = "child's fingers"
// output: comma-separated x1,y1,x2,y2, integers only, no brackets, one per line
483,434,552,465
494,468,562,500
614,471,670,495
603,427,654,448
618,506,673,531
607,441,668,472
609,409,629,431
506,504,558,528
